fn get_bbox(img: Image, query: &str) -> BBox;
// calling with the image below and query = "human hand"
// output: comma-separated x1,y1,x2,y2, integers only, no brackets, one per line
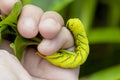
0,0,79,80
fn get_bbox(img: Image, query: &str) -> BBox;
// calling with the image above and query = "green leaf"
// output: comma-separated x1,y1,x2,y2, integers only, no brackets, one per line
80,65,120,80
22,0,73,11
0,2,22,27
88,27,120,44
0,26,7,43
10,35,40,60
0,15,7,20
0,2,22,43
0,34,1,41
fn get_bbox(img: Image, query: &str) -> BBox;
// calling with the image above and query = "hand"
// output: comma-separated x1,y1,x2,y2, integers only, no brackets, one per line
0,0,79,80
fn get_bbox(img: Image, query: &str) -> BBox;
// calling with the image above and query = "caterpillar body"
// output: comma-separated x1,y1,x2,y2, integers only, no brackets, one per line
36,18,89,68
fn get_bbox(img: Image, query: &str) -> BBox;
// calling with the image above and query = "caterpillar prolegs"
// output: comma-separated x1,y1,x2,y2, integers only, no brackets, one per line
36,18,89,68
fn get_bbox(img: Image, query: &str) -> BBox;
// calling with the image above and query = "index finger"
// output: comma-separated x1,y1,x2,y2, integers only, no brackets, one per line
0,0,20,15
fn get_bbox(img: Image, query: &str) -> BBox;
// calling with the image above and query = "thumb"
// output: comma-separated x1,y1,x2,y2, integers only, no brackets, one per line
0,50,32,80
0,0,20,15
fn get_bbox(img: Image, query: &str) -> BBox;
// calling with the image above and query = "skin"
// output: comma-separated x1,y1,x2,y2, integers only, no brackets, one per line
0,0,79,80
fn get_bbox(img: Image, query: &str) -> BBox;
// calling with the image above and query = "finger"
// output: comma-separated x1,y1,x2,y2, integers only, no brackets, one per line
17,5,43,38
21,47,42,75
0,0,20,15
0,50,32,80
37,27,74,55
39,11,64,39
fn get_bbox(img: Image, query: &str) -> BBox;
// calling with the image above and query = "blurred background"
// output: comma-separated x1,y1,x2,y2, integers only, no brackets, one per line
23,0,120,79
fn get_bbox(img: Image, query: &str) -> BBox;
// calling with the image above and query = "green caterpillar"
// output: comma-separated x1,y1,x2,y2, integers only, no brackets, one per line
36,18,89,68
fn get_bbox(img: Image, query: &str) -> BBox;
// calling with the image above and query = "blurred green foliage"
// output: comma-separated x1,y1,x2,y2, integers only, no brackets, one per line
22,0,120,79
80,64,120,80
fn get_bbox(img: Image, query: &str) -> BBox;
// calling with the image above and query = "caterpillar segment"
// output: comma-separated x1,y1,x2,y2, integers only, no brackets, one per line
36,18,89,68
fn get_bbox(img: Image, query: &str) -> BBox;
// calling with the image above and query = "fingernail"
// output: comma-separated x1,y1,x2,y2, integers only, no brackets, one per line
39,18,61,39
40,18,59,30
37,40,54,55
42,18,57,24
40,40,51,47
18,17,38,38
23,17,36,28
